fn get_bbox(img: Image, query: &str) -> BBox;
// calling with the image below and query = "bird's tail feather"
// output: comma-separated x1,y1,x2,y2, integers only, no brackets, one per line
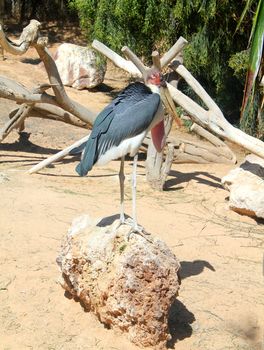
75,139,97,177
69,141,87,155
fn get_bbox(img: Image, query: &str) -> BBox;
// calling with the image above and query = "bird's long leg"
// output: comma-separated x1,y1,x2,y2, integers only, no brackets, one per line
132,153,139,230
119,156,125,224
117,154,150,240
126,153,150,240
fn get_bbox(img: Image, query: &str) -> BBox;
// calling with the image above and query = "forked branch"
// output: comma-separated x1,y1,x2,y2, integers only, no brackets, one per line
121,46,148,78
0,20,40,55
92,39,264,159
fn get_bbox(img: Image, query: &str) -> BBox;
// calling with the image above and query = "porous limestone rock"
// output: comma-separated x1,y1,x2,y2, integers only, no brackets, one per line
53,43,106,89
222,154,264,219
57,215,180,348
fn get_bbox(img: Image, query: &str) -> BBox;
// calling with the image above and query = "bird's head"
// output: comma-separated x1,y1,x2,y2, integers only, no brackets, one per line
146,71,166,88
147,69,182,128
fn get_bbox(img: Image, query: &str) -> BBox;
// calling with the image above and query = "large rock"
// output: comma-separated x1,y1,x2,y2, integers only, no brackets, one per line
57,215,181,348
222,154,264,219
53,43,106,89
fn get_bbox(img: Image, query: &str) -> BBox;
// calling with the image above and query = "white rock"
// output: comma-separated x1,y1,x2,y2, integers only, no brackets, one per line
57,215,181,348
222,154,264,219
53,43,106,89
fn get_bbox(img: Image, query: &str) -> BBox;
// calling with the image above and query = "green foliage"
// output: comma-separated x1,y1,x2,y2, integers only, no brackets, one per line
9,0,72,22
240,0,264,138
240,89,263,139
69,0,260,123
234,0,254,34
228,50,249,80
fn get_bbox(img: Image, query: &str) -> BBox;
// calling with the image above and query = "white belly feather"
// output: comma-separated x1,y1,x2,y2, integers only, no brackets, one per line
96,131,146,166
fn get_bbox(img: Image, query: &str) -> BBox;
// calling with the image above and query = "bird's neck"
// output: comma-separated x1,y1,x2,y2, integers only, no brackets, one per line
146,83,160,94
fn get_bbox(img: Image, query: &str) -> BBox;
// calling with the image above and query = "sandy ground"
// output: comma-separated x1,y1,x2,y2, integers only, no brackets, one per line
0,28,263,350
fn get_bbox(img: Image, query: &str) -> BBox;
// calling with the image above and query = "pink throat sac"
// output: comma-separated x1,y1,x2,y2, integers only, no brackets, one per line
151,120,165,152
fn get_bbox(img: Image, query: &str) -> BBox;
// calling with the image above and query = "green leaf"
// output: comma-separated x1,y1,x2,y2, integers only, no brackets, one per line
235,0,254,34
249,0,262,43
241,0,264,113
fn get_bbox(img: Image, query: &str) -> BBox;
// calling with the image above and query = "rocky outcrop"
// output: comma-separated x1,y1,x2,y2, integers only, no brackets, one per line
57,215,180,348
53,43,106,89
222,154,264,219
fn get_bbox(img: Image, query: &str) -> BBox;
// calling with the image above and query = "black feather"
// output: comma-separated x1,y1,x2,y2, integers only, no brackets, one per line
69,141,87,155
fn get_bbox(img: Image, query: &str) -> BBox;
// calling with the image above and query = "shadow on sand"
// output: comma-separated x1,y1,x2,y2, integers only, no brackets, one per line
0,132,59,155
179,260,216,280
166,170,223,190
167,259,215,347
96,214,121,227
167,299,195,348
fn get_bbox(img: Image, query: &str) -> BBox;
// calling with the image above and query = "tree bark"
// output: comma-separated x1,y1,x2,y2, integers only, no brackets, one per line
190,123,236,162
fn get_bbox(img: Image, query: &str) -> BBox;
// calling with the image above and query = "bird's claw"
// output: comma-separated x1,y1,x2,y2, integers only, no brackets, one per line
125,220,152,243
116,217,152,242
127,227,151,242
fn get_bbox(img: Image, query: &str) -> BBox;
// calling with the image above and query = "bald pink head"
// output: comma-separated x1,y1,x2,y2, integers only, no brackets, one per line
147,71,166,87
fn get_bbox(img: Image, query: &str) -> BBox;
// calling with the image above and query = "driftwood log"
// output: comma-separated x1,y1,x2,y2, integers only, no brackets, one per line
141,122,236,165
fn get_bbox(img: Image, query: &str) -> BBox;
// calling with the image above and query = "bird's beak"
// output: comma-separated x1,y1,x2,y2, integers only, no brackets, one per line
160,82,182,127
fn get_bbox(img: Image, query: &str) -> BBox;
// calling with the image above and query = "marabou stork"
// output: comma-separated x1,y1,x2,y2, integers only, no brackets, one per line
76,70,173,234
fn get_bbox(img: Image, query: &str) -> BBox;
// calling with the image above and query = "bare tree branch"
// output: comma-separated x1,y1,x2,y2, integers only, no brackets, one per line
33,40,96,125
28,134,90,174
151,51,162,71
121,46,148,79
0,20,99,142
0,80,57,105
0,104,32,141
170,62,222,115
0,20,40,55
190,123,236,162
160,36,188,68
92,40,141,77
31,104,90,128
167,82,264,158
0,21,97,125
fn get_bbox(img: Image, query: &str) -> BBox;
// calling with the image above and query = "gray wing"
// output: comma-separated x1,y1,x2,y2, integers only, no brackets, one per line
95,91,160,160
76,82,160,176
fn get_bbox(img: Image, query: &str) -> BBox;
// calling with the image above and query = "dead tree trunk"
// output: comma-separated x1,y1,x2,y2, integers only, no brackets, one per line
144,51,184,190
145,116,174,190
0,20,96,142
92,39,264,160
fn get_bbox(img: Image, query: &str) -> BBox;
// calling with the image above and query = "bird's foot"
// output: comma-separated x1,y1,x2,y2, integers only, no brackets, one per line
116,217,152,242
124,218,146,232
124,219,152,243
